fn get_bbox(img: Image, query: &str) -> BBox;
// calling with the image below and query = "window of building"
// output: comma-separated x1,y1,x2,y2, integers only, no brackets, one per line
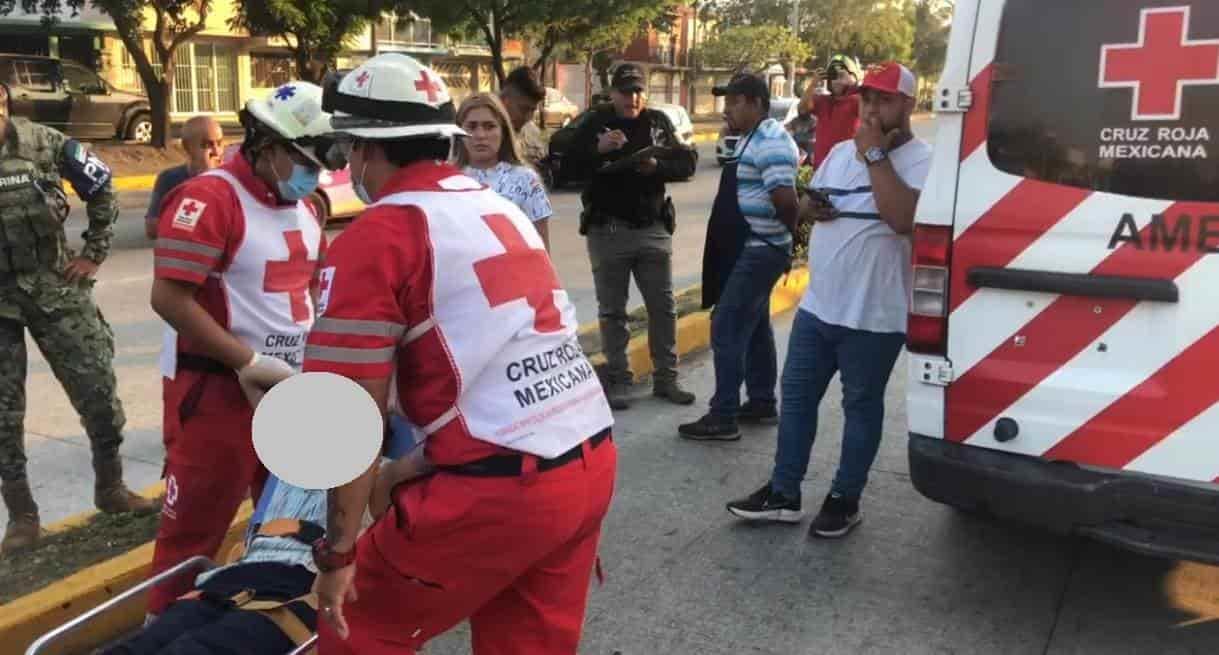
118,41,237,114
252,53,294,88
379,12,433,45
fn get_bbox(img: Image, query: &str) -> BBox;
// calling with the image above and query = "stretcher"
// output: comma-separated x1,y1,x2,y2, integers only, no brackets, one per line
23,555,319,655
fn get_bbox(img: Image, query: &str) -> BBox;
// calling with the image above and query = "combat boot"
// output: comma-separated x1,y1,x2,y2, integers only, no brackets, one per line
2,479,42,555
93,454,160,515
652,378,696,406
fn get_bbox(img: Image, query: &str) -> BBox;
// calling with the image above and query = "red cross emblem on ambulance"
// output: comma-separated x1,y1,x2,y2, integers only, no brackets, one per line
1099,5,1219,121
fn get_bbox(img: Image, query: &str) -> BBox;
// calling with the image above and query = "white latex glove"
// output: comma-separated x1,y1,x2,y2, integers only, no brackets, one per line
236,352,295,409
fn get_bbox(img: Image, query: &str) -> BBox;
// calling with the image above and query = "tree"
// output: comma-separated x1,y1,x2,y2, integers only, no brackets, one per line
232,0,383,83
699,23,811,75
909,0,952,100
527,0,682,74
0,0,212,148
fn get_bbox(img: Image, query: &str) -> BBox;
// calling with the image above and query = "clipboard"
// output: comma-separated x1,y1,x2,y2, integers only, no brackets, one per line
597,145,680,174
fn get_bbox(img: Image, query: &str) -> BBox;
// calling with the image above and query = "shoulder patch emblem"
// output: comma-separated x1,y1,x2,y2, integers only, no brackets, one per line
172,197,207,231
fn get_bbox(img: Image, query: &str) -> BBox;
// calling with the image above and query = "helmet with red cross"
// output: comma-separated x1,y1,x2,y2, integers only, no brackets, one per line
322,53,467,141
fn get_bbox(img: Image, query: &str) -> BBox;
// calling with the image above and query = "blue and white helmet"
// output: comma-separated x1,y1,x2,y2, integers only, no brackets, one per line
243,81,334,168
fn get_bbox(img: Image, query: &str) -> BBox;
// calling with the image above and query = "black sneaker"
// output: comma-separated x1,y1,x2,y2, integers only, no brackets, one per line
726,483,804,523
809,493,862,538
738,400,779,426
678,414,740,441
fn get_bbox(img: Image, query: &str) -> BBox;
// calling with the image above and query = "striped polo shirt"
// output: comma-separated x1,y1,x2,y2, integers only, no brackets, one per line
735,117,798,247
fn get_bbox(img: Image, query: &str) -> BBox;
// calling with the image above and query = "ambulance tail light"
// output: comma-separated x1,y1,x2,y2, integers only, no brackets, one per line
908,224,952,355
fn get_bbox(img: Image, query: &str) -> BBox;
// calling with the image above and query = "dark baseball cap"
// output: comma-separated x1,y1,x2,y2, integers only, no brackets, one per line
712,73,769,100
611,64,646,92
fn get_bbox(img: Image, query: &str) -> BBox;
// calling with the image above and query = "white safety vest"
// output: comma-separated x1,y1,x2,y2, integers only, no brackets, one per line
160,169,322,378
376,178,614,459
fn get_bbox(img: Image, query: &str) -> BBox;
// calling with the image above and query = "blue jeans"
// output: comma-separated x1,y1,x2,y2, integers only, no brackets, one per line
709,244,792,418
770,309,905,501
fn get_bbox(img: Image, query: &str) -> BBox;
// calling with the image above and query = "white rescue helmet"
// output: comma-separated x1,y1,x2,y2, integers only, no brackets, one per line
242,81,337,169
323,53,467,140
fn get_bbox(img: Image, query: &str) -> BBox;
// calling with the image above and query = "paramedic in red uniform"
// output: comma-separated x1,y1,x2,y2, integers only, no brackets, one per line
304,53,617,655
146,81,340,618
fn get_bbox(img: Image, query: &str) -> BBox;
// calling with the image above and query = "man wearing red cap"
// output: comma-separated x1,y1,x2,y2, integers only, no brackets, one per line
726,62,931,539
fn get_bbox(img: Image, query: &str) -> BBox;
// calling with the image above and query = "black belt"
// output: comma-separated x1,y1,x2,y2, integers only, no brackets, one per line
441,429,612,478
177,353,233,376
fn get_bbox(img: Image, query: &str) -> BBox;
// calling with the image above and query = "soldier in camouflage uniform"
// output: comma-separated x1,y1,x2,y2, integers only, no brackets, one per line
0,112,158,555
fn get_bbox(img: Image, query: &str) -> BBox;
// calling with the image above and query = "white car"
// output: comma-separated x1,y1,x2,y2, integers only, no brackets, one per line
651,102,696,146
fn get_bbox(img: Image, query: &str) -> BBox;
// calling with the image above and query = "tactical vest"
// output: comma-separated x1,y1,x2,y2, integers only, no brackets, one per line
0,154,64,273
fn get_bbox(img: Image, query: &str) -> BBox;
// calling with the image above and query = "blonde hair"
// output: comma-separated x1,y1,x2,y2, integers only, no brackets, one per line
454,93,524,168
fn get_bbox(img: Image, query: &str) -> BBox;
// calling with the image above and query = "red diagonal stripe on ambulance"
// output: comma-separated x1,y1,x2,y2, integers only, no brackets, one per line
1042,326,1219,468
949,181,1091,313
946,202,1207,443
960,64,994,161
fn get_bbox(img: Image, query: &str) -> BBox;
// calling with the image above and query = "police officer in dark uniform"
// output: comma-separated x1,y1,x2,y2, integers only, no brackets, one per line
567,63,698,409
0,108,158,555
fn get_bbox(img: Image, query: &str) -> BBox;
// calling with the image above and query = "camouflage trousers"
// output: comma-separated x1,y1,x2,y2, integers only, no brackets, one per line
0,272,126,483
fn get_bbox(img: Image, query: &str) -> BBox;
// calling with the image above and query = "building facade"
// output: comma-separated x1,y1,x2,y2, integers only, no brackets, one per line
0,4,522,126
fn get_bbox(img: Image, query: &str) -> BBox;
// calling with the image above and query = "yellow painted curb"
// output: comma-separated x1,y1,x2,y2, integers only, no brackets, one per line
62,174,158,197
40,481,166,539
0,501,254,655
588,266,809,382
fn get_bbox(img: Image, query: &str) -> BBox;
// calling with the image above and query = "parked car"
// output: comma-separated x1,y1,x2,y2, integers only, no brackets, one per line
222,143,364,225
651,102,696,146
0,54,151,142
715,96,801,165
543,102,699,190
542,87,579,128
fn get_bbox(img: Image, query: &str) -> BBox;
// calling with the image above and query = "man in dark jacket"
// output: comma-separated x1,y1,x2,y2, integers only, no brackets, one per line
566,64,697,410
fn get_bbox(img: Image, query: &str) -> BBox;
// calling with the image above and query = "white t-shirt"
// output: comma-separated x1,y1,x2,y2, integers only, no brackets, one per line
463,162,553,223
800,137,933,334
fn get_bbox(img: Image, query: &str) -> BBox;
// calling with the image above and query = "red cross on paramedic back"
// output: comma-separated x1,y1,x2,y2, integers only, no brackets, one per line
303,161,613,464
1100,5,1219,121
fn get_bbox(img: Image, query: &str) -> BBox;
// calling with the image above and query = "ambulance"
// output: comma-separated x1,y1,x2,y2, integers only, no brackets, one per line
906,0,1219,564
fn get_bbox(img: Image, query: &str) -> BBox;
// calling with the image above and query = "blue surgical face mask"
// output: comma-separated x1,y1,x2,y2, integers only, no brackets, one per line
273,154,320,202
352,158,373,204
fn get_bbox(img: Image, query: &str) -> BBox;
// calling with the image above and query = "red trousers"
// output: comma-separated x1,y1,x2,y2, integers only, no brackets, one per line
319,434,618,655
146,370,267,615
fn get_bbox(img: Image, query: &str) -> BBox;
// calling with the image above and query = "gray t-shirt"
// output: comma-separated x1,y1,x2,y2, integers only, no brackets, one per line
145,164,192,223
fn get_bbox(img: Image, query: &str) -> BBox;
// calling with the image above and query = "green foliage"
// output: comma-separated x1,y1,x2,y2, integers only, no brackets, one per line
232,0,379,83
700,23,811,73
0,0,213,147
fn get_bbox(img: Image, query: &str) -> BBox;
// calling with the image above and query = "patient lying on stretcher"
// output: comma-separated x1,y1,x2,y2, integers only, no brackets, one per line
103,416,427,655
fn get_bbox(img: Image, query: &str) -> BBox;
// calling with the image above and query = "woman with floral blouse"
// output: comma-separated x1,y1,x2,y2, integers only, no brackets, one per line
454,93,555,250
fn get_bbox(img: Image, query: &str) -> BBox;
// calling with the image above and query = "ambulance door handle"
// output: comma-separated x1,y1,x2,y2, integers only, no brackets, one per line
967,267,1179,303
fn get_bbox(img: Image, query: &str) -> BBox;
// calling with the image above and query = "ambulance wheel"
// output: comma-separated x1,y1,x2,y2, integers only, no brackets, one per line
305,191,330,227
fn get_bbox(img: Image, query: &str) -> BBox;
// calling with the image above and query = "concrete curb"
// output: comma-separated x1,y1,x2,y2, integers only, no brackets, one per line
0,501,253,655
586,266,809,382
63,174,159,197
0,267,810,653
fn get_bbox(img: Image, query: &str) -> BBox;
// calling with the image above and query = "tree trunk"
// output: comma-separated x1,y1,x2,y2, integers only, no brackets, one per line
147,78,172,149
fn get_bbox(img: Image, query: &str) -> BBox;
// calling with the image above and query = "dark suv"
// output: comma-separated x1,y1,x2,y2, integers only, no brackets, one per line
0,54,152,142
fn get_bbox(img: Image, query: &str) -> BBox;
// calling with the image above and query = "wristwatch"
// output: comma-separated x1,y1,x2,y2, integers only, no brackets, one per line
311,538,356,572
863,146,888,166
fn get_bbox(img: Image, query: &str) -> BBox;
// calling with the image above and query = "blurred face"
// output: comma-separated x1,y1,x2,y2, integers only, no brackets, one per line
721,93,764,132
830,68,856,96
611,87,645,119
500,87,540,131
185,119,224,172
461,106,504,167
860,87,913,133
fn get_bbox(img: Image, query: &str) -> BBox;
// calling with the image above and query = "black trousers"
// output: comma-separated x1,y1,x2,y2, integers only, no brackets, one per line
102,563,314,655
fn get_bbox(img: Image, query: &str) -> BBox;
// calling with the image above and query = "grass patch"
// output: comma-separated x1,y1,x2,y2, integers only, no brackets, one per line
0,511,161,604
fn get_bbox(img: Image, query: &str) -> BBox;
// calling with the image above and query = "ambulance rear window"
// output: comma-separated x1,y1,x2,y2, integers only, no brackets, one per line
987,0,1219,201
